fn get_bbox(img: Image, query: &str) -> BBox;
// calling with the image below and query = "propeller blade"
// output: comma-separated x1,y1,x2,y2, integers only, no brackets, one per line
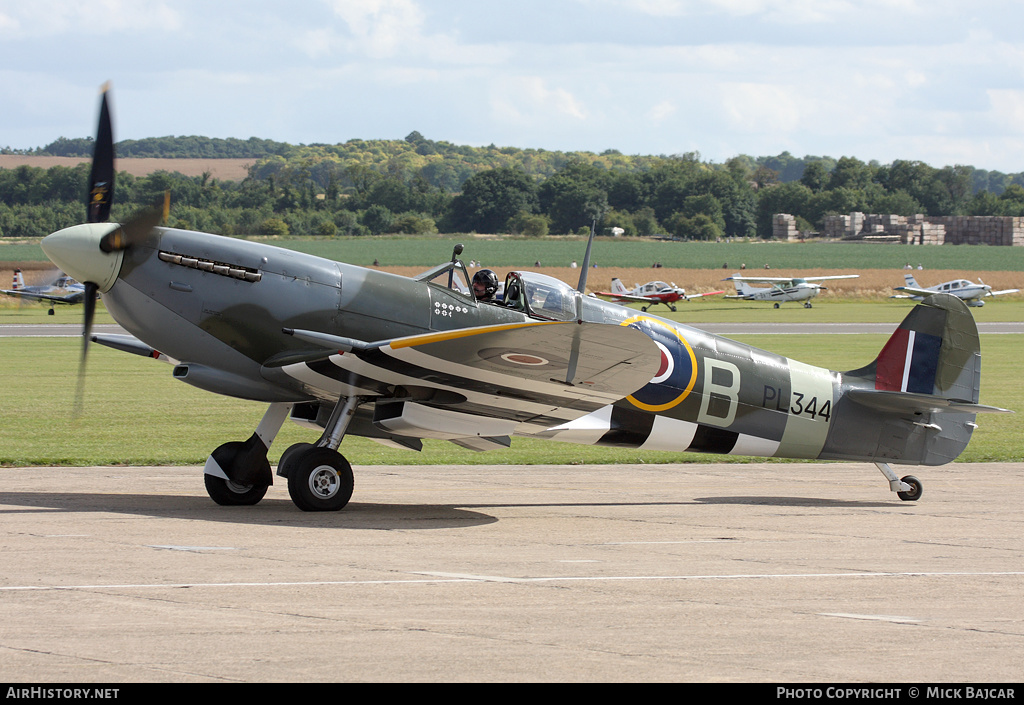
87,84,115,224
73,281,100,416
98,201,164,253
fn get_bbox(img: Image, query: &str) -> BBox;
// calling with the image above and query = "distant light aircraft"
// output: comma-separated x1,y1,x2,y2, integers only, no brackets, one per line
724,273,859,308
892,273,1019,307
1,268,87,313
33,85,1011,512
594,278,724,312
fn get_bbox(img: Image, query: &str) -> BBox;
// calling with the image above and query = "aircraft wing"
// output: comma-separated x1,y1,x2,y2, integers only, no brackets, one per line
989,288,1020,296
379,320,660,401
274,320,662,424
0,289,84,304
801,275,860,282
893,285,934,297
723,276,796,284
593,291,653,303
684,289,725,299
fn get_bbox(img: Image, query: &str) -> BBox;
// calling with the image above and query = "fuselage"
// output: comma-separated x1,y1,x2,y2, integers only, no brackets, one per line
741,282,819,303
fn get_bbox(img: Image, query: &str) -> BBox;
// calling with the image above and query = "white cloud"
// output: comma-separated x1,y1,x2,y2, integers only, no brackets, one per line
490,76,589,128
324,0,429,58
648,100,677,123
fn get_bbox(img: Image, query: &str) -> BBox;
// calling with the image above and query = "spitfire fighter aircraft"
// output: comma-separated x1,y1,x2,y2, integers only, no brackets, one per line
594,278,724,312
892,273,1019,307
724,273,859,308
2,268,87,313
38,88,1010,511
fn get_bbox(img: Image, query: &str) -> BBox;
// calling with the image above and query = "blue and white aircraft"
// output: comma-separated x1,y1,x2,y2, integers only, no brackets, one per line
893,273,1019,307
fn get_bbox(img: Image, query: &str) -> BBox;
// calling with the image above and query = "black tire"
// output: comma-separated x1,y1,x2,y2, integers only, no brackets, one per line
286,447,354,512
897,475,923,501
204,472,269,506
773,303,780,309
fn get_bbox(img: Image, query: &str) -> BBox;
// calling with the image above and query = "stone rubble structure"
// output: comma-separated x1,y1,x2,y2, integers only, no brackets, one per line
814,212,1024,245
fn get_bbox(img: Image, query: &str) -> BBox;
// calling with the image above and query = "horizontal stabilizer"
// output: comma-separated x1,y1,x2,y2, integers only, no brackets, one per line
847,388,1012,415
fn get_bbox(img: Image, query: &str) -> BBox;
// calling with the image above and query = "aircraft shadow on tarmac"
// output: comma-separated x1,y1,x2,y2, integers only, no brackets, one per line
693,496,902,509
0,491,902,529
0,491,499,530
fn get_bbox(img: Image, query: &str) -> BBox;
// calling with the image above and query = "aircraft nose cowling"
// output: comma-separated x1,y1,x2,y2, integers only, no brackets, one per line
41,223,125,293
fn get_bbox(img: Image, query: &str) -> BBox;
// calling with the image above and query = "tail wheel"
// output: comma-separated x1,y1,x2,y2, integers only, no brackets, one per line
204,473,269,506
286,446,354,512
897,475,923,501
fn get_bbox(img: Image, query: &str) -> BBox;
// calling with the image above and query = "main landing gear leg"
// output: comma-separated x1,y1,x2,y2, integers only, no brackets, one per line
875,462,923,501
278,396,361,512
204,403,292,506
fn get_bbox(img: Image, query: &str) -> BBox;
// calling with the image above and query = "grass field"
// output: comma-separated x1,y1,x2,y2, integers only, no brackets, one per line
2,334,1019,467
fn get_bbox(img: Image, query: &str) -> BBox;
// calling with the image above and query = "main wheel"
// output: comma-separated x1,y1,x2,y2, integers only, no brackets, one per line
204,473,269,506
286,446,354,512
897,475,923,501
773,302,780,309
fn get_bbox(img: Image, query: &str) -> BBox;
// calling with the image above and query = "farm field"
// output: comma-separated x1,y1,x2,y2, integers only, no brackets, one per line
0,154,255,181
6,235,1024,271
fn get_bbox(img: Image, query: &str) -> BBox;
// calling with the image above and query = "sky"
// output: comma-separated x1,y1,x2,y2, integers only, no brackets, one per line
2,0,1024,172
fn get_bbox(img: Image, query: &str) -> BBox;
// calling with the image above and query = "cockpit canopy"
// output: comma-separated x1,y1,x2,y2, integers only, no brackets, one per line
503,272,577,321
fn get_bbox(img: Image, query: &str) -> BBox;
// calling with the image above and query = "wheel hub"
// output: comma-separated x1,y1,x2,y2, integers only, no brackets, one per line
308,465,340,499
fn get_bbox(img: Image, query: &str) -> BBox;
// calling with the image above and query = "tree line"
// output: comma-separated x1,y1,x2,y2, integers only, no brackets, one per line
4,133,1024,240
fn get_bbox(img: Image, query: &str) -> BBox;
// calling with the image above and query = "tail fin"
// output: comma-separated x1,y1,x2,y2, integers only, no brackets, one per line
841,293,1010,465
903,272,921,289
729,274,753,296
610,278,629,296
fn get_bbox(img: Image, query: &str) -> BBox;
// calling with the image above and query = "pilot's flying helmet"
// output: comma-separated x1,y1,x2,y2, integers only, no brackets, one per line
472,269,499,298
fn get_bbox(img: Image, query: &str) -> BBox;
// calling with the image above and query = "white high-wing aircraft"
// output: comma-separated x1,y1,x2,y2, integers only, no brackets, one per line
892,273,1019,307
723,273,859,308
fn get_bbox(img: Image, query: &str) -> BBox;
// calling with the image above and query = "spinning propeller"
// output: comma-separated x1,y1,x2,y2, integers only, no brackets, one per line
60,84,166,414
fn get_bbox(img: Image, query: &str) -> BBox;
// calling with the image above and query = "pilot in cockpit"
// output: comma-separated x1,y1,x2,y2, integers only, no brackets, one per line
472,269,499,302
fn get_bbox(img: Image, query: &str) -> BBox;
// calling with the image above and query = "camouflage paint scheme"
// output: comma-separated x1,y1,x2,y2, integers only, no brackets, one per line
41,222,1007,511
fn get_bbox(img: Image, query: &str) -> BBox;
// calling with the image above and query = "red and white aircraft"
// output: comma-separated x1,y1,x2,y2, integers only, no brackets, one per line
594,278,724,312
